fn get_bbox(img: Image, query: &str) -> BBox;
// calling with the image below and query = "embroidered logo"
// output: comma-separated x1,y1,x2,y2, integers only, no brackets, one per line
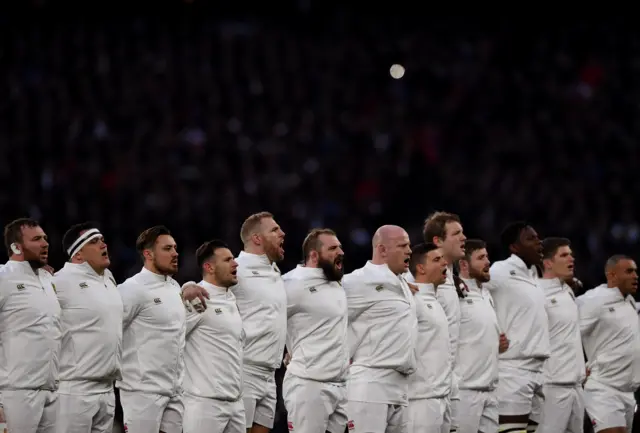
427,303,433,309
215,308,223,315
550,298,557,304
509,270,516,276
79,282,88,289
347,420,355,430
466,298,473,304
309,287,317,293
375,285,384,292
252,271,259,275
154,297,162,304
609,307,615,312
16,283,25,291
287,421,294,431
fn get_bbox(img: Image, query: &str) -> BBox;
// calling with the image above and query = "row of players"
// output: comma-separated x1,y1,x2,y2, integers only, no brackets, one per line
0,211,638,433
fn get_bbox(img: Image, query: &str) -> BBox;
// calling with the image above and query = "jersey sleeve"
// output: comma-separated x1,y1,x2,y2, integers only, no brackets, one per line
185,307,204,336
284,279,304,319
343,274,370,324
577,295,600,336
119,280,144,330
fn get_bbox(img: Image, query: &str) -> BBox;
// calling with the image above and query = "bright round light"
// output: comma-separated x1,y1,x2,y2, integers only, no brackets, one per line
390,64,405,79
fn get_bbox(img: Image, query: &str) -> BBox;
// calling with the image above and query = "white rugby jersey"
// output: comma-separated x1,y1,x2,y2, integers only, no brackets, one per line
455,278,500,390
184,280,244,401
409,283,451,400
345,262,417,405
578,284,640,392
283,265,349,382
54,262,123,394
232,251,287,372
117,267,186,396
0,261,61,392
485,254,550,368
538,277,585,386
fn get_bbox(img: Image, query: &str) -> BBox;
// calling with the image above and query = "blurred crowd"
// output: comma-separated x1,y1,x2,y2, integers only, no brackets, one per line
2,5,640,433
2,11,639,293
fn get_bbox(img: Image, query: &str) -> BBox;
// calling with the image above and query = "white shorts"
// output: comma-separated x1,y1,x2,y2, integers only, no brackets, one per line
407,397,450,433
242,366,276,429
583,380,635,433
119,390,184,433
56,391,115,433
282,373,347,433
529,384,583,433
454,389,498,433
2,389,58,433
183,394,245,433
496,364,544,417
347,401,409,433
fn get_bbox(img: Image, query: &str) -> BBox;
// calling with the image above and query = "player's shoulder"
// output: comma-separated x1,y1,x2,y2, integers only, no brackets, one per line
118,273,142,291
166,276,182,291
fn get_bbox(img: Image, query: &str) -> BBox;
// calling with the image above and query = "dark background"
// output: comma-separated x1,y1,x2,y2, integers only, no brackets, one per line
2,3,640,432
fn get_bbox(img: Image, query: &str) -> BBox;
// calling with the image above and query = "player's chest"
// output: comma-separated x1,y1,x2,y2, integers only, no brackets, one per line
599,301,638,337
6,277,60,318
300,285,347,317
141,287,185,325
201,302,242,336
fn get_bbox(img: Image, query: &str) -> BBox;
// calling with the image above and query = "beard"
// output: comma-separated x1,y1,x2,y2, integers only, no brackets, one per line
264,241,284,263
154,257,177,275
319,256,343,282
470,268,490,283
24,248,47,269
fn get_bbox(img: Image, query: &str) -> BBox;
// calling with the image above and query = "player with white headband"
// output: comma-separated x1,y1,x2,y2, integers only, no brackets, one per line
53,222,123,433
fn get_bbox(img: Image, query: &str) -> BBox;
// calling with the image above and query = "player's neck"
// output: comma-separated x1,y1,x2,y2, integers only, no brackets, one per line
10,256,40,274
143,263,169,279
370,255,385,266
244,245,271,263
203,276,228,291
413,276,436,286
542,270,558,280
303,261,319,269
71,258,105,275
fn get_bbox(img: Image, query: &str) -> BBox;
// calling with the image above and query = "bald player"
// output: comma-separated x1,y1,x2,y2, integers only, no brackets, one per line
578,255,640,433
343,225,417,433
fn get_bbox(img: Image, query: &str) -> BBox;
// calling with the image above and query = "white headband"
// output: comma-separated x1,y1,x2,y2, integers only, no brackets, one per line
67,228,102,257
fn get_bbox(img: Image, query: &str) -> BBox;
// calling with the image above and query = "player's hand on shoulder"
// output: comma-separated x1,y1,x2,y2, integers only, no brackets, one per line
181,282,209,313
407,282,419,295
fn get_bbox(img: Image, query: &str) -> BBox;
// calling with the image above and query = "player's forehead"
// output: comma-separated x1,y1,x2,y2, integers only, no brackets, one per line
319,233,340,248
260,217,279,232
555,245,572,256
520,226,539,240
214,247,234,261
471,248,488,259
426,248,444,262
445,221,463,236
155,234,176,248
618,259,638,272
21,224,45,238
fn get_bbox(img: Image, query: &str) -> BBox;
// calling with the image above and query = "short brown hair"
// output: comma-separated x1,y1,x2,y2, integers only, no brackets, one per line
302,228,337,262
4,218,40,256
195,239,230,270
136,225,172,257
462,239,487,261
408,242,439,276
542,237,571,260
422,211,461,243
240,211,274,244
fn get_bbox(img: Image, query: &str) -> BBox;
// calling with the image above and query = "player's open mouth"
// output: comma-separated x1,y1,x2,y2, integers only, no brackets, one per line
278,240,285,253
404,258,410,264
568,264,574,270
441,269,447,276
231,270,237,276
335,257,343,269
101,251,108,257
483,266,490,272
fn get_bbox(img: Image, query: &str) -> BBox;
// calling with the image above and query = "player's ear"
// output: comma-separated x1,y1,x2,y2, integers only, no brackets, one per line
10,242,21,255
142,248,153,261
433,236,444,248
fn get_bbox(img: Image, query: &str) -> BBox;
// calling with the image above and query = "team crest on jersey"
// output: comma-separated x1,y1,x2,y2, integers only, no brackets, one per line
375,285,384,292
550,298,557,304
16,283,25,291
347,420,355,430
154,297,162,304
466,298,473,304
252,271,259,275
609,307,615,312
427,303,433,309
215,308,223,315
309,286,317,293
79,282,88,289
509,270,516,276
